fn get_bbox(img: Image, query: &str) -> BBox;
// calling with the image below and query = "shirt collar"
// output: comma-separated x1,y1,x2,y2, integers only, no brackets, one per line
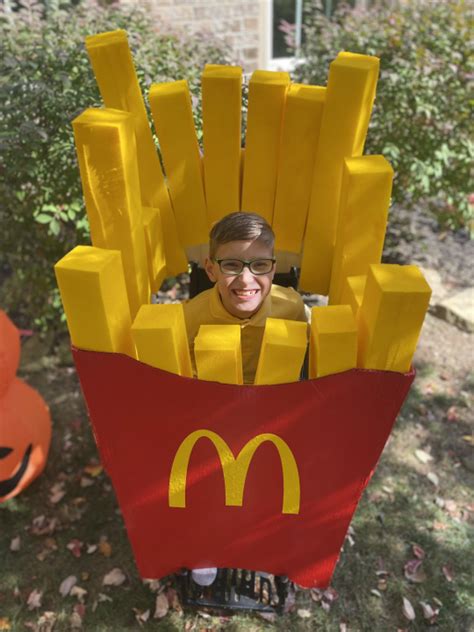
209,284,272,327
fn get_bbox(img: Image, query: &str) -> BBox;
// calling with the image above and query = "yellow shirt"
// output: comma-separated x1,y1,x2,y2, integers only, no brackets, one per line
183,284,309,384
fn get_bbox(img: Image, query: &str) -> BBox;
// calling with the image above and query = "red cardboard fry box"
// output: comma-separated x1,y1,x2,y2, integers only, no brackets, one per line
73,346,414,588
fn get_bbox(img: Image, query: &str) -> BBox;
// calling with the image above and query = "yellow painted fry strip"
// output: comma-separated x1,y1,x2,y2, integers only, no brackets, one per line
358,264,432,372
194,324,243,384
149,80,209,248
73,108,149,318
309,305,357,378
131,304,193,377
273,84,326,253
340,275,367,319
142,206,167,294
254,318,307,385
202,65,242,225
241,71,290,223
299,52,380,294
85,30,187,276
54,246,136,358
329,155,393,304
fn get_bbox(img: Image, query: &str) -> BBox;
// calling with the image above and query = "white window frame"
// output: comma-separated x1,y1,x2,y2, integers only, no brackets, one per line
266,0,304,72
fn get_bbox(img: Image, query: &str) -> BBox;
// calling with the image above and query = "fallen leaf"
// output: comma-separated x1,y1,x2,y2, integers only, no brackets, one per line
80,477,94,488
69,604,85,629
339,624,348,632
412,544,426,560
427,472,439,486
35,612,57,632
444,499,458,514
377,577,388,591
98,537,112,558
133,608,150,626
86,544,97,554
67,539,83,558
59,575,77,597
166,587,182,612
27,589,43,610
103,568,126,587
404,559,426,583
49,482,66,504
81,572,90,582
0,618,11,630
442,564,455,582
415,449,433,464
432,520,448,531
402,596,416,621
70,586,88,602
84,464,103,477
10,536,21,552
297,608,311,618
154,593,169,619
462,435,474,445
310,588,322,602
143,579,161,593
420,601,440,623
323,586,339,603
92,593,112,612
446,406,459,422
371,589,382,597
30,515,58,536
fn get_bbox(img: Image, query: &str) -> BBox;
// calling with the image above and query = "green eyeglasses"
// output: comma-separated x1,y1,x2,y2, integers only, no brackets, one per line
213,258,276,276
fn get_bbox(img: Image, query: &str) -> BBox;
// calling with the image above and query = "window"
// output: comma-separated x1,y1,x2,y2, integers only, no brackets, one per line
269,0,358,68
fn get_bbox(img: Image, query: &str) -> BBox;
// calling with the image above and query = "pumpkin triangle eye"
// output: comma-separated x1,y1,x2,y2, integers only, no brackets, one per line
0,447,13,459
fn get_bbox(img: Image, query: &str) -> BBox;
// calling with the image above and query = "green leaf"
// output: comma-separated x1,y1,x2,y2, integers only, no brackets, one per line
35,214,52,224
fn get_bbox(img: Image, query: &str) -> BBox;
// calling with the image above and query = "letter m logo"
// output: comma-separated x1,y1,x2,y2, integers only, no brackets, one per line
168,430,300,514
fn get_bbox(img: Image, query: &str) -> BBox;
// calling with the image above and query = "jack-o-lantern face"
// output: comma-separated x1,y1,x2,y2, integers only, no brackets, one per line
0,444,33,497
0,309,51,502
0,378,51,502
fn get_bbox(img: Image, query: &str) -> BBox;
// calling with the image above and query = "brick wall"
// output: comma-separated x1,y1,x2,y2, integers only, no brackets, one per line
122,0,262,72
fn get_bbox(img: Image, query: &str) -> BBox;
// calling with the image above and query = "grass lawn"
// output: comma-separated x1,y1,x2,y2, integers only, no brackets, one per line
1,313,472,631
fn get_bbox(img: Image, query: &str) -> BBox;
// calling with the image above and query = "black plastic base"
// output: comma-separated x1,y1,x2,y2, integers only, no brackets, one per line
177,568,291,614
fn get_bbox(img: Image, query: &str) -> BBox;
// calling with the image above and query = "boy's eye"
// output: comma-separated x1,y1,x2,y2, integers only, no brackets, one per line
220,260,242,273
250,260,272,273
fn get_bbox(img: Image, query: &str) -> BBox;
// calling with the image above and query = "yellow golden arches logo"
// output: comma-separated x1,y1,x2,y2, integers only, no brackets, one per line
168,430,300,515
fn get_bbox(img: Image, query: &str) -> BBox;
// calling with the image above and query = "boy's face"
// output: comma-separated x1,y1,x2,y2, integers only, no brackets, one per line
204,239,275,319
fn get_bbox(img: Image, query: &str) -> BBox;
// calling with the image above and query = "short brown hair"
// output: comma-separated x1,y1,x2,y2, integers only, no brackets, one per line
209,212,275,259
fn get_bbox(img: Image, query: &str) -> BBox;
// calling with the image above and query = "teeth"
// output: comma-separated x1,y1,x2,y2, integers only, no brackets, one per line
234,289,258,296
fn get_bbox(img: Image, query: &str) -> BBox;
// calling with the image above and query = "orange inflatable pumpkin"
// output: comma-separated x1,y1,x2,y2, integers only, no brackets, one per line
0,310,52,502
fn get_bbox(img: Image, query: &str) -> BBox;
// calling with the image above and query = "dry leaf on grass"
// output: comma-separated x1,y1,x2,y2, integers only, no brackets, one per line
49,482,66,504
442,564,455,582
66,539,83,558
35,612,57,632
133,608,150,626
412,544,426,560
83,464,103,477
420,601,440,623
70,586,88,602
102,568,126,587
80,477,94,488
86,544,97,554
404,559,427,583
446,406,459,422
59,575,77,597
427,472,439,486
154,593,169,619
10,536,21,552
27,589,43,610
98,537,112,557
415,449,433,464
297,608,311,618
0,618,11,630
92,593,112,612
402,596,416,621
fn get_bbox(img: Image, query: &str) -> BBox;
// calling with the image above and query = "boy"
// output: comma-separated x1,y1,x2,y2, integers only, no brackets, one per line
183,211,310,385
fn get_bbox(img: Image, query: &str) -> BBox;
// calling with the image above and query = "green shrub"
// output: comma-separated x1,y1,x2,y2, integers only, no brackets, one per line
293,0,473,231
0,0,233,332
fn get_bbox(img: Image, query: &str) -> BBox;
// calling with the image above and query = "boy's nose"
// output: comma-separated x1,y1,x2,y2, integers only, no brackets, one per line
239,266,255,282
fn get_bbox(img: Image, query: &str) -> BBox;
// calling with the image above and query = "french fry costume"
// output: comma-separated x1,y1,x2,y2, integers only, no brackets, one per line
55,30,431,588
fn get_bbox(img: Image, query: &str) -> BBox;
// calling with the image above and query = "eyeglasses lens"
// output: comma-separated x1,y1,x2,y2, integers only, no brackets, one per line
219,259,273,275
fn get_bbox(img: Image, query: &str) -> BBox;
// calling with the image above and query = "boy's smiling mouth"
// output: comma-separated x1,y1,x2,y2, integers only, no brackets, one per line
232,289,259,299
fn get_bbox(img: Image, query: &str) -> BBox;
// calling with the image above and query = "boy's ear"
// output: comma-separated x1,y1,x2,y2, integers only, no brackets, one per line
204,257,217,283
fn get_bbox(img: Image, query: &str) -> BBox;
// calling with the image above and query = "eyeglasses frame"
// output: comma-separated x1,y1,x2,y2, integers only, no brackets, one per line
211,257,276,276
